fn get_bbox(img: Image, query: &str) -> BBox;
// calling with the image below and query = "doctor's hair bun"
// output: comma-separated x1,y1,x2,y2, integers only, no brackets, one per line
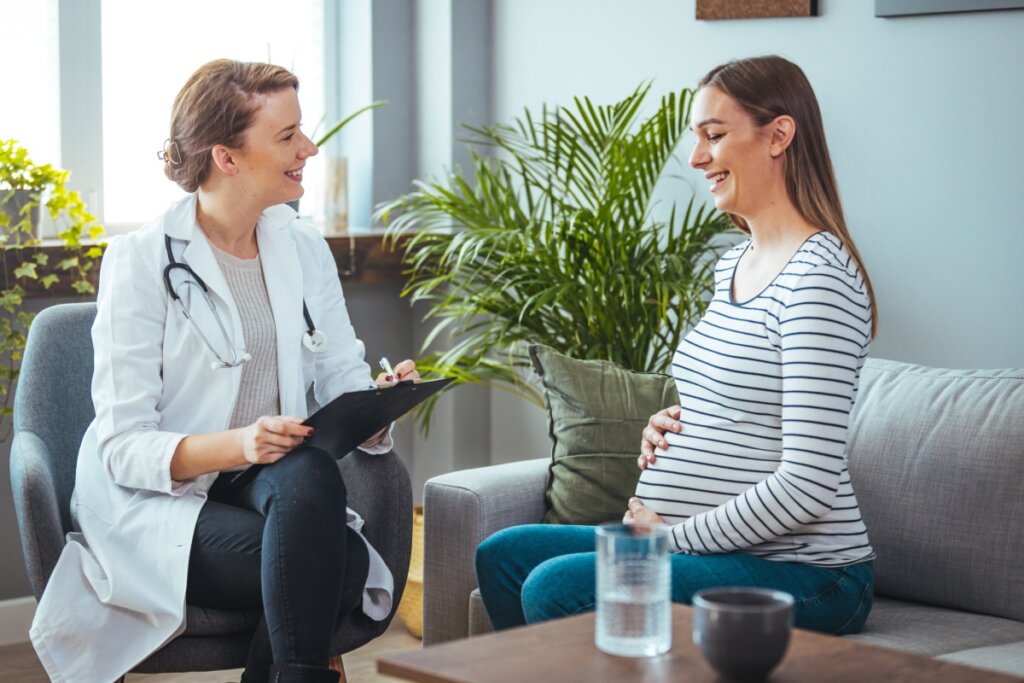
164,59,299,193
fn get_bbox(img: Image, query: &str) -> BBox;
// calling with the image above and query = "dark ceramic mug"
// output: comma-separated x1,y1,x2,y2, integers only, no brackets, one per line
692,587,795,682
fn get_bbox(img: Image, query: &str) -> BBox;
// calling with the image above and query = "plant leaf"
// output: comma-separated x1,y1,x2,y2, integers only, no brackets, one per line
13,262,37,279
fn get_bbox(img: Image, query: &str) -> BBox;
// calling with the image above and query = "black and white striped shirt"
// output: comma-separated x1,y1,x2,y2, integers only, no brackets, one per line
635,232,875,567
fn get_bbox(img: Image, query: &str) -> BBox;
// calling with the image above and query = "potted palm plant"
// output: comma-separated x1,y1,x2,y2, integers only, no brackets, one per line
0,138,105,439
376,83,736,431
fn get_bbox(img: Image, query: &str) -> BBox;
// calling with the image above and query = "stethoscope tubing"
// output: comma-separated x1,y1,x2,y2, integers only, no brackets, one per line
162,234,326,369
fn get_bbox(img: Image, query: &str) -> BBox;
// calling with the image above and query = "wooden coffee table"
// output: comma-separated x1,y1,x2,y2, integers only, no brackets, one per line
378,605,1023,682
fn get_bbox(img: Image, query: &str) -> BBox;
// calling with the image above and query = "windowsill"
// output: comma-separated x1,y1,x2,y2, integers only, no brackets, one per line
322,232,407,285
2,233,408,299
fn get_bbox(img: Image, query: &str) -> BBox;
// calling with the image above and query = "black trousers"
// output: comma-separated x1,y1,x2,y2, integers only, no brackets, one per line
186,447,370,680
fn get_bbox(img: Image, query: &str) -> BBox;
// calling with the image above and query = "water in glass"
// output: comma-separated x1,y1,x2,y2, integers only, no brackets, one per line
595,524,671,657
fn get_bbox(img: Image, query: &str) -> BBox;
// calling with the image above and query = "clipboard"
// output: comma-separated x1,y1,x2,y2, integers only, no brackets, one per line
229,377,454,487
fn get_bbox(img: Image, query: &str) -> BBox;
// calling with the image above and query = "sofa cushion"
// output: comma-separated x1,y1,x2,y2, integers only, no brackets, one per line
468,589,494,636
848,359,1024,621
846,597,1024,656
937,642,1024,677
529,344,676,525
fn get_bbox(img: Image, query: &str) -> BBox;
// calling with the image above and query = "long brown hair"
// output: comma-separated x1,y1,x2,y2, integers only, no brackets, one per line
700,56,877,337
163,59,299,193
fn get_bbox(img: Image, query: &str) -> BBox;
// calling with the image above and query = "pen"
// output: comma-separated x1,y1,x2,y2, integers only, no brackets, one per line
379,357,395,382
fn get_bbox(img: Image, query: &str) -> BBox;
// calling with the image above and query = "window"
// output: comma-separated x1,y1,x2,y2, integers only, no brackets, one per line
101,0,325,228
0,0,61,167
1,0,331,232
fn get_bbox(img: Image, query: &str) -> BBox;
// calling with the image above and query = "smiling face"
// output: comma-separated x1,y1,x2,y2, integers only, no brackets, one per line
230,87,318,208
688,86,779,220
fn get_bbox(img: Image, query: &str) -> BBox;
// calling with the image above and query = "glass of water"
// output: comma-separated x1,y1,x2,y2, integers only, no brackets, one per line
595,523,671,657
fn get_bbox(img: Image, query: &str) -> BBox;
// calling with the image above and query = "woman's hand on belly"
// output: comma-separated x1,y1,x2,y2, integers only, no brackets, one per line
638,405,683,470
623,497,666,525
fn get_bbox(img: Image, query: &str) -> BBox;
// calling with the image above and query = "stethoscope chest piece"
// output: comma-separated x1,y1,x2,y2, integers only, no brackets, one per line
303,329,329,353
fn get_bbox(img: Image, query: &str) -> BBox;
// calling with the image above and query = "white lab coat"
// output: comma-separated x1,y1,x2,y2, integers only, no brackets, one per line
29,195,395,683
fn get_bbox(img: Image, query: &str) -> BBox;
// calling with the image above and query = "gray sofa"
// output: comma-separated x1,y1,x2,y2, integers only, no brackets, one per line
422,358,1024,677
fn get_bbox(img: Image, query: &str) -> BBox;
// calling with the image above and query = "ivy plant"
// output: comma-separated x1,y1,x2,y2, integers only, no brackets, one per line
0,139,105,439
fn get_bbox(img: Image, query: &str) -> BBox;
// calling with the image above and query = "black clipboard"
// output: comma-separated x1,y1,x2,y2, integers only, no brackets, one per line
229,378,453,487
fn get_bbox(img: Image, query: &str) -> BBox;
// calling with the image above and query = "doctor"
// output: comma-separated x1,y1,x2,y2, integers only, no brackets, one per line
29,59,418,683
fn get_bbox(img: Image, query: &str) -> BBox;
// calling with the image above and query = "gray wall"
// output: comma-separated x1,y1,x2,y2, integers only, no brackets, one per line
490,0,1024,369
424,0,1024,471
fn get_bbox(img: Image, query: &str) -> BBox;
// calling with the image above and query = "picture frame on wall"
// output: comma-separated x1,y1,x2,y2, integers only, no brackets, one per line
696,0,818,20
875,0,1024,17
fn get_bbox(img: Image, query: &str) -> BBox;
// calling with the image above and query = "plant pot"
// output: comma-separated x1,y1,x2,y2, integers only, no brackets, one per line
323,156,348,236
284,157,347,235
0,189,41,241
396,504,424,638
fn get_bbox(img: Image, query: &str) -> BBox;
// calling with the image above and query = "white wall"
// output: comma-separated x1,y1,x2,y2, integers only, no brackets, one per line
491,0,1024,369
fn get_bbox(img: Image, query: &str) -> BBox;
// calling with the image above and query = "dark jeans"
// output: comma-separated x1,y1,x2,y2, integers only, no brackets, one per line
186,446,369,681
476,524,874,636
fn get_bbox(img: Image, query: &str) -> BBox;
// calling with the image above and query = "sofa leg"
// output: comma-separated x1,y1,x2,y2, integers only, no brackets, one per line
328,654,346,683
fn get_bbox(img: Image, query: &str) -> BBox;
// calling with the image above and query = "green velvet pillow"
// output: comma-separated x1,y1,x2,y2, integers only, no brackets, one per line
529,344,677,525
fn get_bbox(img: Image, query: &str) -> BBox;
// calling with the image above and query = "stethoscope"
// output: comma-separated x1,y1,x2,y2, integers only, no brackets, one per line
162,235,329,370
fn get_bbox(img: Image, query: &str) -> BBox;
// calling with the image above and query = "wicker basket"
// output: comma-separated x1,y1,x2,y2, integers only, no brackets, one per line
396,504,424,638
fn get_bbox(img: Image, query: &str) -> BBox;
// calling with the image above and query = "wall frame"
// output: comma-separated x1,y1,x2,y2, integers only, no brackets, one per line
875,0,1024,17
696,0,818,20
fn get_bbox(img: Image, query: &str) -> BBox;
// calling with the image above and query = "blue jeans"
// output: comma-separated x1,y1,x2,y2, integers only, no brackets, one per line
476,524,873,636
186,447,370,682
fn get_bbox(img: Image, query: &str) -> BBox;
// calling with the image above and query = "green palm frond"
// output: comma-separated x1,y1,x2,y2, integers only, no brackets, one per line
375,83,737,435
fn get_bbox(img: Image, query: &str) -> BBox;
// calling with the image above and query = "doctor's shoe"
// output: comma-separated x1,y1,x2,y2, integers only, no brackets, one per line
268,663,341,683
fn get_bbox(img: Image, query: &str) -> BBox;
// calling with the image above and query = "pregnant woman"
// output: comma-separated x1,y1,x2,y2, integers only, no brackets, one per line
475,54,877,636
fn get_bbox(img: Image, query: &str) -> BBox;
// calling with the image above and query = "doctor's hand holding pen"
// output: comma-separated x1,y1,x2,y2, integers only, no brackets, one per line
360,358,421,448
374,357,421,388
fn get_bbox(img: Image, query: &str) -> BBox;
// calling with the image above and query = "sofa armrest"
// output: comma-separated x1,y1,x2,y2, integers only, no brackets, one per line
422,458,549,644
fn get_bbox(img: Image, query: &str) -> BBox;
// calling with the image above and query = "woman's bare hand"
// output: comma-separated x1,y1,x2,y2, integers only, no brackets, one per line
239,416,312,465
622,497,666,525
638,405,683,470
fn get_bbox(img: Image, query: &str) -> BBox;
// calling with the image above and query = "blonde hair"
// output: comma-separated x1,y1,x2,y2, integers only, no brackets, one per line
700,56,877,337
164,59,299,193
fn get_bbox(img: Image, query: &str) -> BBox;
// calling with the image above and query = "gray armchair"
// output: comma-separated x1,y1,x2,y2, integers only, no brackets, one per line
10,302,413,673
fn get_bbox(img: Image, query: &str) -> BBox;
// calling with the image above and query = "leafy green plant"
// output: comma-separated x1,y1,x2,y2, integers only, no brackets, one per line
376,83,736,432
313,100,387,147
0,139,105,439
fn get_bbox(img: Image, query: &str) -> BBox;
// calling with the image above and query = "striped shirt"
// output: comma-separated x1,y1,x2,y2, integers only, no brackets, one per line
635,232,875,567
